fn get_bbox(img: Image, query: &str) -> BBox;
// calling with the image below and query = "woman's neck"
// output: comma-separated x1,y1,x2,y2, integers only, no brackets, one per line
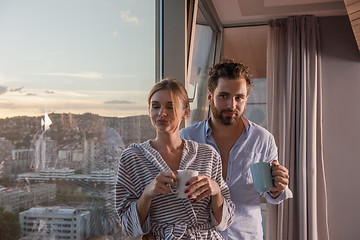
151,131,183,153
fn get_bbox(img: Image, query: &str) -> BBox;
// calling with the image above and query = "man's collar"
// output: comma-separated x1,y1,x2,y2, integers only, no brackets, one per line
205,118,212,137
241,116,251,132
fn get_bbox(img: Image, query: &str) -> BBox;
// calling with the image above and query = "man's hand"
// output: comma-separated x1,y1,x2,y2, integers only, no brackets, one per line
269,160,289,198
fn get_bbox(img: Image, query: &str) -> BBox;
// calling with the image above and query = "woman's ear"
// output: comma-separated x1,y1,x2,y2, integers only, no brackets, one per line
183,107,190,119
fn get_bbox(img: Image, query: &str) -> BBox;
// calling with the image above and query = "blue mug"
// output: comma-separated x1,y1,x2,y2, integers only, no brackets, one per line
250,162,273,193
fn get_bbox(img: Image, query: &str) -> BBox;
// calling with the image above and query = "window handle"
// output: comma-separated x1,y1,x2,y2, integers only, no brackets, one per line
188,82,197,103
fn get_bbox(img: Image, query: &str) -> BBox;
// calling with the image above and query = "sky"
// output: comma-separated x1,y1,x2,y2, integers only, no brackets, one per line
0,0,156,118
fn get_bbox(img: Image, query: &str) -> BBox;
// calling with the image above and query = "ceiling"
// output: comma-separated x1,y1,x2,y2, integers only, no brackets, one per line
207,0,347,26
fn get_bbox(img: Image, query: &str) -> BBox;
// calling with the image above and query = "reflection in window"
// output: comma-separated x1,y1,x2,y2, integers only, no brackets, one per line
245,78,267,128
188,24,214,125
0,0,156,239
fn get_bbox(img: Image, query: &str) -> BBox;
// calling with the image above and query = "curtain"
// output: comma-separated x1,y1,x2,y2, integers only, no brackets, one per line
266,16,329,240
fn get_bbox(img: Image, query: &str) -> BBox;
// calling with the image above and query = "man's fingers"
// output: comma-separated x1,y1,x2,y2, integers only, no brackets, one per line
273,179,287,191
272,160,279,165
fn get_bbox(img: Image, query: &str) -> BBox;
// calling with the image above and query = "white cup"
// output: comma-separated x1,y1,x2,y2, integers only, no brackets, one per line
170,170,198,198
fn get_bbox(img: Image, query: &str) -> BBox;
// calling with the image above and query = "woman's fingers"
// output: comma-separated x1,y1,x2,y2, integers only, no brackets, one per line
145,171,178,198
185,175,220,201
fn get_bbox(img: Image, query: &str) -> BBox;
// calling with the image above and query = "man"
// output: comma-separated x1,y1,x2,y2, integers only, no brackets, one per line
180,59,292,240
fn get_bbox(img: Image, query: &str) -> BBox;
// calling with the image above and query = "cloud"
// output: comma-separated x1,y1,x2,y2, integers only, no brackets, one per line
0,86,8,95
109,73,137,78
26,93,37,96
44,90,55,94
104,100,134,104
113,30,118,37
33,72,103,80
9,87,24,92
121,10,139,24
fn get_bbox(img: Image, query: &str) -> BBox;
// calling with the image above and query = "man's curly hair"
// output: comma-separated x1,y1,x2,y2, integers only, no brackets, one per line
208,58,253,95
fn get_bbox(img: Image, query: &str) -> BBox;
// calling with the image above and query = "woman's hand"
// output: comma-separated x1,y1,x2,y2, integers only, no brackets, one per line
143,171,178,199
137,171,177,226
185,175,221,203
185,175,224,223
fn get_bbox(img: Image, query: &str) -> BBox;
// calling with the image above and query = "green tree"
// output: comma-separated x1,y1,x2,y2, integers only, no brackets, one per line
0,207,21,240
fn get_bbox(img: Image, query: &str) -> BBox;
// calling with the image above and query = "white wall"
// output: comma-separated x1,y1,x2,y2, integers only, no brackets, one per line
319,16,360,240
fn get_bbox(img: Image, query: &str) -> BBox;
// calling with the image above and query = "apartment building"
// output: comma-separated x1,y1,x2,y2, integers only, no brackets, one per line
19,206,90,240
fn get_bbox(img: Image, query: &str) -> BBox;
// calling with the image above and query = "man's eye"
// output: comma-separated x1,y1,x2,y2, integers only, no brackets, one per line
235,95,247,101
167,105,173,109
219,95,227,98
152,105,160,109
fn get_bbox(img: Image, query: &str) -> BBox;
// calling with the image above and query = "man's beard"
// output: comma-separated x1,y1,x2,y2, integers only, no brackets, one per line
210,99,243,125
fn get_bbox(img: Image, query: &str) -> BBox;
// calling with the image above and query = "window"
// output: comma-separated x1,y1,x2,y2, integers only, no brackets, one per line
0,0,157,238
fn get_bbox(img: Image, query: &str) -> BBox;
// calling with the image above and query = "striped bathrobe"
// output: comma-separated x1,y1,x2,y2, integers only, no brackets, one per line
116,139,235,240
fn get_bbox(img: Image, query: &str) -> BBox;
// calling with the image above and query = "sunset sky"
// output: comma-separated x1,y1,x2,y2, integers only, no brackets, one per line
0,0,156,118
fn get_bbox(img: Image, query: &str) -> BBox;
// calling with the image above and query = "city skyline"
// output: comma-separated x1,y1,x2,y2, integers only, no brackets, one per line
0,0,156,118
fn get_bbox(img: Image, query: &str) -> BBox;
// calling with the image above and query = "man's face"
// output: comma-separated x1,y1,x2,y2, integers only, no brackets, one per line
208,77,248,126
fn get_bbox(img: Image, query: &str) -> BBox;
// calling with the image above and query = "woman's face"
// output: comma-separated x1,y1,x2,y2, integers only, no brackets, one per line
149,89,188,133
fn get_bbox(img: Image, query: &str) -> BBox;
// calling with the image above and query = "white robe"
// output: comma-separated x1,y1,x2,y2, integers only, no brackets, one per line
116,139,235,240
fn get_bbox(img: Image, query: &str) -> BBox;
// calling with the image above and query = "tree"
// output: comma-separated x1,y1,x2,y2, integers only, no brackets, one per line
0,207,21,240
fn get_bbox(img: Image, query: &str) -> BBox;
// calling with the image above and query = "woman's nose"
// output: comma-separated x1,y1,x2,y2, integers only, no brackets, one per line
158,106,167,116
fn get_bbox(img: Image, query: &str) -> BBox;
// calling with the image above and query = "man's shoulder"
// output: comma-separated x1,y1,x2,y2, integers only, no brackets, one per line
248,120,273,137
246,120,276,146
180,119,207,139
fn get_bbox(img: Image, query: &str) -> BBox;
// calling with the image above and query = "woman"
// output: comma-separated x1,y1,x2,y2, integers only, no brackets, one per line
116,79,234,239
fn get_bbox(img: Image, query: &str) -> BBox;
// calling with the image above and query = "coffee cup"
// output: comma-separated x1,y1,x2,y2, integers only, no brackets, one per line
170,170,198,198
250,162,273,193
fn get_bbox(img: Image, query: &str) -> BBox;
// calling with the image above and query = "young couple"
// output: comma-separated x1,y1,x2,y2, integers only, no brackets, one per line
116,59,292,240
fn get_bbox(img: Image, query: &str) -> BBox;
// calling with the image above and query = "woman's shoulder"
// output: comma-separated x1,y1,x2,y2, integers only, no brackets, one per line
121,141,149,158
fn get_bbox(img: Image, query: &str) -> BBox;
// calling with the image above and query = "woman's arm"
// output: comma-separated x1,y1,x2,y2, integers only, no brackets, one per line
136,171,178,225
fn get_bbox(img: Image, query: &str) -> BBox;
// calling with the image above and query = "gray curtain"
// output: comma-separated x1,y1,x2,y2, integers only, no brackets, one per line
266,16,330,240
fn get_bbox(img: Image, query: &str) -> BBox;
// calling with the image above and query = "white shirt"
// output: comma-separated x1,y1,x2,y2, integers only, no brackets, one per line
180,117,293,240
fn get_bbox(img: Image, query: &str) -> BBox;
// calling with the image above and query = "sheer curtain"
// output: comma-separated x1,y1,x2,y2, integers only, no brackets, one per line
266,16,329,240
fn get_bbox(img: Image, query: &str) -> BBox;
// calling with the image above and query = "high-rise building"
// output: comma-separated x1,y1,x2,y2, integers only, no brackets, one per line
34,137,57,170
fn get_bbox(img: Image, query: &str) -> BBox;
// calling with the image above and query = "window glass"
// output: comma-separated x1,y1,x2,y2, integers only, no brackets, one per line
245,78,267,128
188,24,214,125
0,0,156,239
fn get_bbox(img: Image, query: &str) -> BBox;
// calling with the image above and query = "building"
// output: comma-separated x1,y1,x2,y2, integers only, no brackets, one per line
10,149,34,174
34,137,57,170
0,183,56,213
17,168,116,184
0,137,14,179
19,206,90,240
